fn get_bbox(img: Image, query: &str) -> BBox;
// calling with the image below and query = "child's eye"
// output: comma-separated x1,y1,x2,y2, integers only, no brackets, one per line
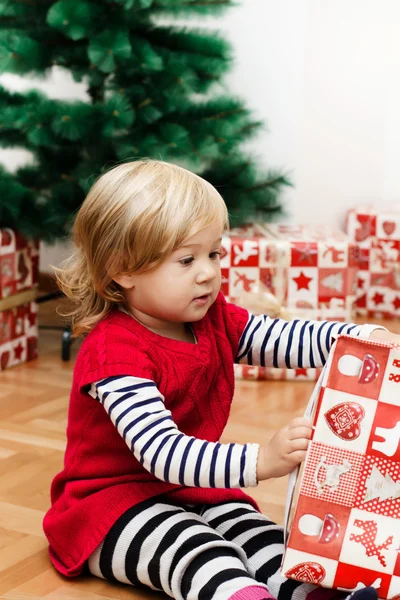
179,256,194,266
210,251,221,260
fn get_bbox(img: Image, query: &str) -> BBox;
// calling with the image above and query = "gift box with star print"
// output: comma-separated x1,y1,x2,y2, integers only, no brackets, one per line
0,228,39,371
346,206,400,320
281,334,400,599
221,223,359,381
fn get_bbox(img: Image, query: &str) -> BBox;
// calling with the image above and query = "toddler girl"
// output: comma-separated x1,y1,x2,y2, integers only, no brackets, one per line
43,160,394,600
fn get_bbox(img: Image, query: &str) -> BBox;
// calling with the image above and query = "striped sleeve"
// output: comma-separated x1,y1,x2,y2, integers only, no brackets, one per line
89,375,259,489
236,314,385,369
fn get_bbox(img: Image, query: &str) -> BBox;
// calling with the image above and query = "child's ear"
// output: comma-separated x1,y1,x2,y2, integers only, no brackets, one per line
112,274,135,290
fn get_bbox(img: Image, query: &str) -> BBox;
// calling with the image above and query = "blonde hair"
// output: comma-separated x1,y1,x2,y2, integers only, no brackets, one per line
55,160,229,337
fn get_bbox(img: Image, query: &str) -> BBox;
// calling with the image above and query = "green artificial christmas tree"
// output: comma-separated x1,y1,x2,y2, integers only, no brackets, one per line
0,0,289,241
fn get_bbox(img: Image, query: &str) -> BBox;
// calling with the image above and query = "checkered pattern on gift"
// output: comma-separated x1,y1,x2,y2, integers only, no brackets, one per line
0,301,38,370
354,456,400,519
221,224,358,319
346,207,400,319
301,442,365,506
282,335,400,598
222,224,359,382
0,228,39,299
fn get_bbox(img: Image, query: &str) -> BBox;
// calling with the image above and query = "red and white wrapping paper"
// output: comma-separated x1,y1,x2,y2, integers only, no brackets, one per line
346,206,400,319
0,228,39,370
0,301,38,370
221,224,359,381
0,228,39,299
282,335,400,599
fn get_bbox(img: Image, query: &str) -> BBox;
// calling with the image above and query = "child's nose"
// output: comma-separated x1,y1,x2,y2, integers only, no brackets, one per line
196,264,217,283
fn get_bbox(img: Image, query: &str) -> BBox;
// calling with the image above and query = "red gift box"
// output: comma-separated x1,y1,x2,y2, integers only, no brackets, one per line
346,206,400,319
0,301,38,370
281,335,400,599
0,229,39,370
222,224,359,381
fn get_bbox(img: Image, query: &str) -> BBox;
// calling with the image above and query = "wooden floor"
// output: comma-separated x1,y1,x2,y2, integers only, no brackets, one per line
0,298,398,600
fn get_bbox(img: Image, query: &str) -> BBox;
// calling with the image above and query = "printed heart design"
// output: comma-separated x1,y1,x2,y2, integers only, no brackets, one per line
285,562,326,584
324,402,365,440
383,220,396,236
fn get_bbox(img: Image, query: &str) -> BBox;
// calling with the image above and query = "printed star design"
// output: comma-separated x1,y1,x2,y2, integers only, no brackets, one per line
13,342,24,360
357,277,365,289
293,271,313,291
393,297,400,311
295,369,309,378
372,292,385,306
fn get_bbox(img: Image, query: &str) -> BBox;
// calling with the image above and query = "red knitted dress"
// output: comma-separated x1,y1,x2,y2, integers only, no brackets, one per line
43,293,259,577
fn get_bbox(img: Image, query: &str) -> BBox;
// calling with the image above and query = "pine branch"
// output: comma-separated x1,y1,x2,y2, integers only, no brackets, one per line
153,0,233,6
149,0,235,15
0,0,288,238
248,174,291,192
88,84,105,104
7,0,53,5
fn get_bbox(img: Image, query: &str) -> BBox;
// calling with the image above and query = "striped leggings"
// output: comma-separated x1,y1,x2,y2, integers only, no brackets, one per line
87,499,355,600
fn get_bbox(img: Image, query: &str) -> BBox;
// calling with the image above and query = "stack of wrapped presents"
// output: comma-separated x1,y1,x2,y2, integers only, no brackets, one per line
222,223,360,381
2,204,398,374
346,206,400,320
0,228,39,371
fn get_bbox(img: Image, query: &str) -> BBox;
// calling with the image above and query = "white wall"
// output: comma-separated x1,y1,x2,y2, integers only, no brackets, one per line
296,0,400,226
1,0,400,271
220,0,400,227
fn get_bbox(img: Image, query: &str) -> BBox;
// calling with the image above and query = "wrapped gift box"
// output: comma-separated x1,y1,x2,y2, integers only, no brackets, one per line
346,206,400,319
281,334,400,599
222,224,359,381
0,229,39,370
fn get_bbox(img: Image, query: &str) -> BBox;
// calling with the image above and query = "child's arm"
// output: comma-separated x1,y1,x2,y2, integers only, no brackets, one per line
89,375,259,488
235,314,386,370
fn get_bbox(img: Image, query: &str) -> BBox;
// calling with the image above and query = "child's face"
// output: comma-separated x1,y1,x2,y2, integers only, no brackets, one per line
120,221,223,331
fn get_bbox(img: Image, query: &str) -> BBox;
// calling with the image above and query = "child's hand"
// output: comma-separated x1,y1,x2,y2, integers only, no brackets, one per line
257,417,312,481
370,329,400,345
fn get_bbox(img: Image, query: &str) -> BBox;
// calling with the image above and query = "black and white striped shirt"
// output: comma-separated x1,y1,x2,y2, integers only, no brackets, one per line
89,314,380,489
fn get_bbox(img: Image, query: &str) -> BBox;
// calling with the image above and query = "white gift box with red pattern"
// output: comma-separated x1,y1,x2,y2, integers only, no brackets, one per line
0,229,39,370
281,335,400,599
221,224,359,381
346,206,400,319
